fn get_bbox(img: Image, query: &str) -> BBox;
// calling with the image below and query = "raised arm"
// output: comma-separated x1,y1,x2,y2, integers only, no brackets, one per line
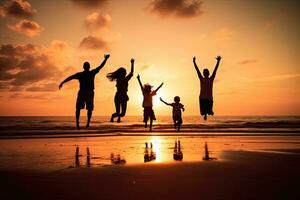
59,73,78,90
211,56,221,79
137,74,143,91
93,54,110,74
160,97,172,106
126,58,134,80
193,56,203,79
154,82,164,93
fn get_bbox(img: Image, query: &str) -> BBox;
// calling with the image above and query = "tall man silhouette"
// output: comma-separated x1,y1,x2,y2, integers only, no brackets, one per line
59,54,110,130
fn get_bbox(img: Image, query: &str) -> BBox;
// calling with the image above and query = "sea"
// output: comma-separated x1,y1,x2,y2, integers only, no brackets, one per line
0,116,299,137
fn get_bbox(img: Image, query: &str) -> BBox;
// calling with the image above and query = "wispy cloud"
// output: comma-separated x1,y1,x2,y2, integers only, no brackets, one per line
0,0,36,18
71,0,108,9
84,12,111,32
147,0,204,18
7,19,43,37
239,59,258,65
242,74,300,82
79,35,110,50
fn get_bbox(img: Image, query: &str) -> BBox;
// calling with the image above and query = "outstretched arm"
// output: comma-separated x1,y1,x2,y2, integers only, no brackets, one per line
211,56,221,79
154,82,164,93
126,58,134,80
137,74,143,91
160,97,172,106
193,57,203,79
93,54,110,74
59,73,78,90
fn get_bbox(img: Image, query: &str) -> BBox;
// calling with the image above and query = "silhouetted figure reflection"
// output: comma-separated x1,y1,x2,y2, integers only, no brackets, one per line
107,58,135,123
160,97,185,132
203,142,217,161
137,75,163,131
86,147,91,167
144,142,156,162
110,153,126,165
193,56,222,120
59,54,110,130
75,146,80,167
173,140,183,160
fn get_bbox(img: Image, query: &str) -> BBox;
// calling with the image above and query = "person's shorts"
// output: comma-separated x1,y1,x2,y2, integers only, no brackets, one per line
114,92,129,103
76,90,94,110
173,115,182,125
143,107,156,122
200,98,213,115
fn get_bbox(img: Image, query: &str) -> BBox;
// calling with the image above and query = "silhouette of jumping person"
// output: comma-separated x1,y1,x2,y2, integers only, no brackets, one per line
160,96,185,131
193,56,222,120
59,54,110,129
107,58,135,123
137,74,163,131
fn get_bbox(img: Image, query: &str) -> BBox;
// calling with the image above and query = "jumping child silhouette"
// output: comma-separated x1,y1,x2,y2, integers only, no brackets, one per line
193,56,222,120
160,96,185,132
137,74,163,131
107,58,134,123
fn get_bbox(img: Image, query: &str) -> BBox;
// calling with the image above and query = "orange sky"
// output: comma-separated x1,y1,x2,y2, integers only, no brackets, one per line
0,0,299,116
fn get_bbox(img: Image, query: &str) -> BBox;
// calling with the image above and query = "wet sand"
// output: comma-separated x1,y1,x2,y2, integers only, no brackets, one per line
0,135,300,200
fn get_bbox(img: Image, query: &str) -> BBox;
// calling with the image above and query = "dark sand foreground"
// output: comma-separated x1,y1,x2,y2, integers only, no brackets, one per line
1,150,300,200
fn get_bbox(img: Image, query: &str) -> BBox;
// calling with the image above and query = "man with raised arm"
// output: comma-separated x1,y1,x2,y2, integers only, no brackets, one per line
193,56,222,120
59,54,110,129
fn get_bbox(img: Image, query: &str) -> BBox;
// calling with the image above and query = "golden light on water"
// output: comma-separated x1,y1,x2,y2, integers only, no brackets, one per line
149,136,162,163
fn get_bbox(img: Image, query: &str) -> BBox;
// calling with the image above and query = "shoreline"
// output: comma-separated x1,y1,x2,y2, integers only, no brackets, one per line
1,129,300,140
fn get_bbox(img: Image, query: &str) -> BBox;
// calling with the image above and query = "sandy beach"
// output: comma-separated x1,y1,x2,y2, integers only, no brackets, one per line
0,135,299,200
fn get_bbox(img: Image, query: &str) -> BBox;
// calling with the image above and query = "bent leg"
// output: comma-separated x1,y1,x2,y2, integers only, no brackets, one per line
111,100,121,122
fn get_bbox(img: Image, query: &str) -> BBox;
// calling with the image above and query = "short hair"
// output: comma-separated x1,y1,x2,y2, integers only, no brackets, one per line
83,62,90,70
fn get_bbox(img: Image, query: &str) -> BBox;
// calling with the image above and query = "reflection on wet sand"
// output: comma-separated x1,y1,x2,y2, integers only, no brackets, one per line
144,142,156,163
173,140,183,161
203,142,217,161
111,153,126,165
74,146,127,167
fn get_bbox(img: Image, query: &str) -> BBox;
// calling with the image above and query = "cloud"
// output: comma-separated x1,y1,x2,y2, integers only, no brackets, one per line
0,43,64,92
0,0,36,18
213,27,236,43
84,12,111,31
239,59,258,65
79,35,109,50
147,0,203,18
7,19,43,37
71,0,108,9
50,40,68,51
242,74,300,82
26,83,58,92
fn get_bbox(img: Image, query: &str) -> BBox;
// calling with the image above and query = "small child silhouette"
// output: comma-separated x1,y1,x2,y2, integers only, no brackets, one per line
160,96,185,132
193,56,222,120
137,74,163,132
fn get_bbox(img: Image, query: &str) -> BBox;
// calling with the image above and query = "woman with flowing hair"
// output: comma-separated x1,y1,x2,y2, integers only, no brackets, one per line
107,58,134,122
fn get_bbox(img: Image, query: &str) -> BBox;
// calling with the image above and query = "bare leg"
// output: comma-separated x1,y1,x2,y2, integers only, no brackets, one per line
111,101,120,122
76,109,80,130
149,119,153,132
86,109,92,128
118,101,127,122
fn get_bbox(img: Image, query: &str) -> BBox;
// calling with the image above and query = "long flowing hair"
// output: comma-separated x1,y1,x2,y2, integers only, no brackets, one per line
106,67,126,81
